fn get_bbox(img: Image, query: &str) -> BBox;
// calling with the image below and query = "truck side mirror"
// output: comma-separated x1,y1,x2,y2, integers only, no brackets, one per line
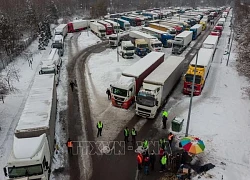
155,101,158,106
3,167,7,176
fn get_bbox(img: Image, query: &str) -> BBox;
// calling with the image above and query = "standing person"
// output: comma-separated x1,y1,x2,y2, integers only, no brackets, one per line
66,138,73,156
175,153,181,172
159,138,166,150
69,80,75,92
137,153,143,170
96,121,103,137
131,127,137,146
168,132,174,147
106,88,111,100
142,139,149,150
162,110,168,129
124,127,129,143
160,153,167,172
149,150,156,171
144,156,150,175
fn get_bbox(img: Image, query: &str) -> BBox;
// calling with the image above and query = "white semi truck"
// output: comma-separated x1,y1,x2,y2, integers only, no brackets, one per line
129,30,163,52
120,41,135,59
172,31,193,54
39,48,62,85
89,21,106,38
52,35,64,50
54,24,68,38
108,31,130,47
3,74,57,180
136,56,185,118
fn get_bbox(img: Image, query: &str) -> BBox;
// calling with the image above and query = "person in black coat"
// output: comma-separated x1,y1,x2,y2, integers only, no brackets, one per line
149,150,156,171
106,88,111,100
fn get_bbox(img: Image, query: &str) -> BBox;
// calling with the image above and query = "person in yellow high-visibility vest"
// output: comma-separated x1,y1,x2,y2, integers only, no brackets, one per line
160,154,167,172
162,110,168,129
96,121,103,137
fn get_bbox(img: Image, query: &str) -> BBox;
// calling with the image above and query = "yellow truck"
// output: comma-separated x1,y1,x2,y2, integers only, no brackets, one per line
200,18,208,31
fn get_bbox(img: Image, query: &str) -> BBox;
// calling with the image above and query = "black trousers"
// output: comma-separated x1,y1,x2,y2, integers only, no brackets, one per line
138,163,142,170
97,128,102,137
162,121,166,129
68,147,73,155
124,136,129,143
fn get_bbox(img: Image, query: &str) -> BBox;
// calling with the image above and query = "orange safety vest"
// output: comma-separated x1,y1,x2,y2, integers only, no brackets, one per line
67,141,73,147
137,154,143,164
168,134,174,140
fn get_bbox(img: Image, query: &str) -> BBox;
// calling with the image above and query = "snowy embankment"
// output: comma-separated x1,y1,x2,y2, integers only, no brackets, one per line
51,30,101,180
0,41,51,179
85,49,141,142
152,10,250,180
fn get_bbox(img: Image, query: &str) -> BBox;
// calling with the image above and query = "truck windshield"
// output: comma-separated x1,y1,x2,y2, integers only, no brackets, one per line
8,164,43,178
137,44,148,48
173,43,182,48
185,74,202,84
112,87,128,97
125,24,130,28
136,94,155,107
109,36,117,40
100,30,106,33
124,46,135,50
152,43,162,48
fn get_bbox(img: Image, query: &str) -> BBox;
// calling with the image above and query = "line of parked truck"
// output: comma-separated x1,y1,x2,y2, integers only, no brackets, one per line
110,7,228,118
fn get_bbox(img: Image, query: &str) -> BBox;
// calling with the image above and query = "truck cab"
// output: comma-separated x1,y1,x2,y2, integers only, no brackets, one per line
39,49,62,85
183,67,204,95
121,41,135,59
134,39,149,57
149,39,163,52
110,76,136,109
52,35,64,50
136,84,160,118
172,39,184,54
4,134,51,180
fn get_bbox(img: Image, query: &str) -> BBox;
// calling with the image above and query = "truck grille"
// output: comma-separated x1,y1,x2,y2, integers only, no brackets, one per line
125,53,134,56
138,107,151,113
138,112,150,118
114,96,125,102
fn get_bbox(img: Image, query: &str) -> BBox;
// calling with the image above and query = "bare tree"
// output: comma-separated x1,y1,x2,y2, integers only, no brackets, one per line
2,64,20,91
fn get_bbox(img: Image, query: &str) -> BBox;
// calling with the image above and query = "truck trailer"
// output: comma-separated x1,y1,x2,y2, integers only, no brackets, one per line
90,21,106,38
4,74,56,180
98,20,114,35
172,31,193,54
54,24,68,38
149,23,177,36
183,48,214,95
189,24,202,40
67,20,88,33
129,31,163,52
142,27,174,48
114,18,131,31
202,35,219,52
110,52,165,109
136,56,185,118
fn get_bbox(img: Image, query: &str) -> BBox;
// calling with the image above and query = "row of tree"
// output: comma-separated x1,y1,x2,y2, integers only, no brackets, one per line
234,0,250,82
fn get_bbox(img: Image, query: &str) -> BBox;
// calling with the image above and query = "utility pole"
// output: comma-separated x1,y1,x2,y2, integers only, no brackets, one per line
185,51,199,137
116,18,119,62
227,11,234,66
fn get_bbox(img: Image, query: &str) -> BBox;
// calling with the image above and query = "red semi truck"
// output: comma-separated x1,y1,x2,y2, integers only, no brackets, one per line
110,52,165,109
97,20,114,35
67,20,89,33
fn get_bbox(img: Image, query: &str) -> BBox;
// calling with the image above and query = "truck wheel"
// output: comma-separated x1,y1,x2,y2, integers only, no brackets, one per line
122,53,125,58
